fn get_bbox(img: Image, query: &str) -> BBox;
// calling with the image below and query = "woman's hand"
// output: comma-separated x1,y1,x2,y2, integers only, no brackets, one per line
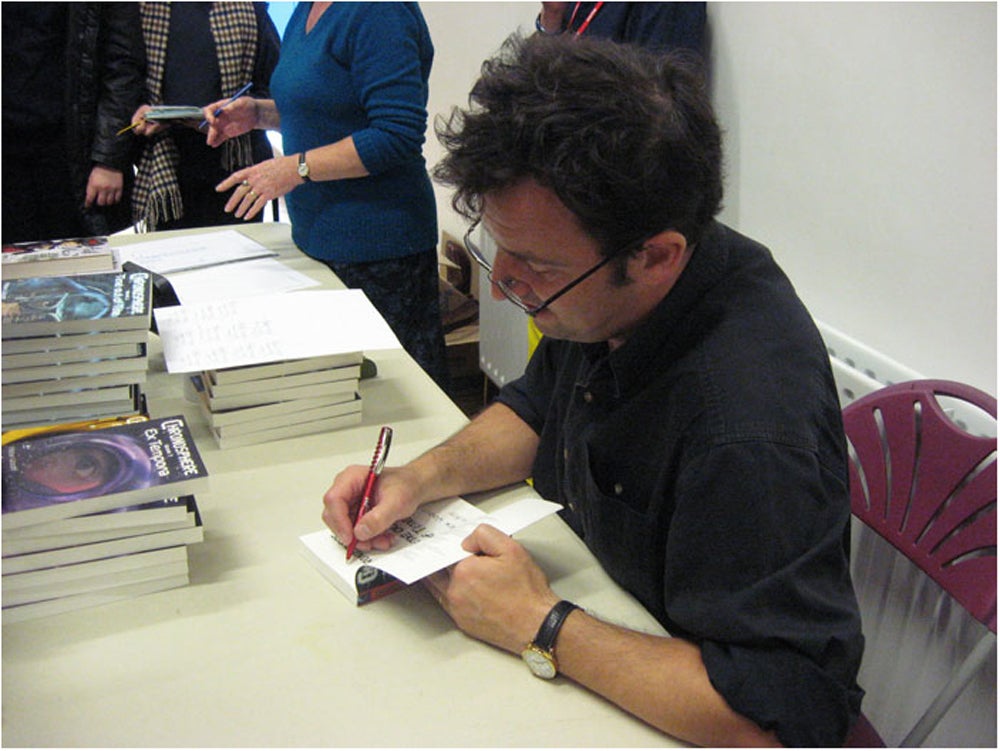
203,95,259,148
215,155,301,220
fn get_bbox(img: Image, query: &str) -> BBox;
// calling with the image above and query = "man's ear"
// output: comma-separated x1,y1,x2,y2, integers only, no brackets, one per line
632,230,690,286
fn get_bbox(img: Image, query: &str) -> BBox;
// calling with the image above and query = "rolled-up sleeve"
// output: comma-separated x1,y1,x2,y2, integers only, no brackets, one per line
666,439,865,746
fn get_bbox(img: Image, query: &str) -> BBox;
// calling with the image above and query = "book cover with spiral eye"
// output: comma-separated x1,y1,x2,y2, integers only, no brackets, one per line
2,415,208,530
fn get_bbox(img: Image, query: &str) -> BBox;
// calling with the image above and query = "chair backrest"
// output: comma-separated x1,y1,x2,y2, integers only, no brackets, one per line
844,379,997,631
843,379,997,746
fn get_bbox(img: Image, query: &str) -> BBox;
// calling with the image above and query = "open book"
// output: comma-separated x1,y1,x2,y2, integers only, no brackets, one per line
300,495,560,606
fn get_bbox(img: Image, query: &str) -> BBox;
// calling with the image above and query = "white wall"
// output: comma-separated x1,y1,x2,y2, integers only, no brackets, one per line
709,2,996,395
421,2,996,394
422,2,537,236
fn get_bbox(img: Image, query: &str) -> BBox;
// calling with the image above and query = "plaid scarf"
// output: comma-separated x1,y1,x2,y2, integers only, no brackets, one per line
133,2,258,230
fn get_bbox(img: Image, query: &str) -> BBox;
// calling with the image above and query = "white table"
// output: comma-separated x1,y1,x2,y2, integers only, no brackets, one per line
2,224,678,747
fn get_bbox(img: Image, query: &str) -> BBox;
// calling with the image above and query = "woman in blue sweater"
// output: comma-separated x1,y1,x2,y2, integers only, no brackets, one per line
206,2,447,387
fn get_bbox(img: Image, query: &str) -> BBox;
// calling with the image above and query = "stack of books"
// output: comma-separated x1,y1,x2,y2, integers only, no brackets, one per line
1,271,153,430
155,288,403,449
1,416,209,622
192,351,365,449
2,235,117,280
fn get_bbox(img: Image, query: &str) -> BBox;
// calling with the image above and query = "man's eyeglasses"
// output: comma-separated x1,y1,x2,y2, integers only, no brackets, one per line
462,222,638,317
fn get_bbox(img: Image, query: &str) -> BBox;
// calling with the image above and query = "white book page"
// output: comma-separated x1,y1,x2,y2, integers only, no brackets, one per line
301,495,562,587
154,289,402,373
117,229,277,273
163,257,319,304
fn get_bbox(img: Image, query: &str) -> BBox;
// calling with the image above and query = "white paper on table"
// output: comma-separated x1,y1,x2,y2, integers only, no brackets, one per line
116,229,277,274
154,289,402,373
163,257,319,304
304,495,562,586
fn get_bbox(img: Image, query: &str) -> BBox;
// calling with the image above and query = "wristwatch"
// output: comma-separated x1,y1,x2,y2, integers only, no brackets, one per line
297,151,311,182
521,600,579,679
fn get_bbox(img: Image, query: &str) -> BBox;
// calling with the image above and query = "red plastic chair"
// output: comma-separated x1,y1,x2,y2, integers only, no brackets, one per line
842,380,996,746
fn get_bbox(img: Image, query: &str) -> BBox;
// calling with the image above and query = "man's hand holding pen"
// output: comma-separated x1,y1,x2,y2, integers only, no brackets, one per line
124,103,205,138
320,427,561,661
322,462,422,557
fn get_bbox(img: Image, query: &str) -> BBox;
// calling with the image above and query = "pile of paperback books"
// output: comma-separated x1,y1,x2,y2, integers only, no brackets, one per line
1,415,208,622
1,271,153,430
191,351,365,449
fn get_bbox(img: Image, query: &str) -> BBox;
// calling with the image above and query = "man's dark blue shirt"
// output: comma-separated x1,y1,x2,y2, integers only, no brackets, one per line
497,220,864,746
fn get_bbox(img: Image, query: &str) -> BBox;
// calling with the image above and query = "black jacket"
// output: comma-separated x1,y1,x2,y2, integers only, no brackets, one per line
65,3,146,235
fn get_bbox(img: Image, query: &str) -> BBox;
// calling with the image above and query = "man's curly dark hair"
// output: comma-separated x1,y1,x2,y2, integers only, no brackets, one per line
433,33,723,255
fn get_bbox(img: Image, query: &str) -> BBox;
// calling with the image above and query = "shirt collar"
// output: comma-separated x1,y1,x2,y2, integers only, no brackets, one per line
601,220,730,393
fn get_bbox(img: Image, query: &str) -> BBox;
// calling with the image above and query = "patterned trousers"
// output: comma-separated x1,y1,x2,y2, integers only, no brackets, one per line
328,249,450,390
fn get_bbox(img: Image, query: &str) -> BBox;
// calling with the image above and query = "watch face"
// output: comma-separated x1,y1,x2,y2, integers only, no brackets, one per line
298,163,309,177
521,646,557,679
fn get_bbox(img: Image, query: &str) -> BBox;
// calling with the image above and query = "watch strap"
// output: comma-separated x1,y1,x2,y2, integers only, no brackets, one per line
532,600,579,653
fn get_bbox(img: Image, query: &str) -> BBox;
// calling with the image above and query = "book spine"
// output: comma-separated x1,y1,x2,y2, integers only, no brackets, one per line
355,566,407,605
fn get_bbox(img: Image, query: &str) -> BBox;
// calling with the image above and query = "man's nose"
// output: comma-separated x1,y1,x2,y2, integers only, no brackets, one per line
490,250,524,296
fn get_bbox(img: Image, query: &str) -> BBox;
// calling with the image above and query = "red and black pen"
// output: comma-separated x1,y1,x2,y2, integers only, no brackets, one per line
345,426,393,561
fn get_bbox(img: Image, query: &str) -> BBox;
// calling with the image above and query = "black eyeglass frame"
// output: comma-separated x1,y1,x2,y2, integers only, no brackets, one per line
462,221,643,317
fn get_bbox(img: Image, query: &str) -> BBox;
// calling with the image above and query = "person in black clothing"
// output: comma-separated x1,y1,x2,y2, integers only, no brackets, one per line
535,1,706,55
322,34,864,747
129,2,280,231
2,3,145,244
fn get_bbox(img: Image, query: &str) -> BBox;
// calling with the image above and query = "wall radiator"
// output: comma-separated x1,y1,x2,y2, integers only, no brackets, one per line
818,321,995,438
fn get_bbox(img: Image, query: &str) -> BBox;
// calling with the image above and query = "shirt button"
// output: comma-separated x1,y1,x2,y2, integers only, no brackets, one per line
614,482,624,496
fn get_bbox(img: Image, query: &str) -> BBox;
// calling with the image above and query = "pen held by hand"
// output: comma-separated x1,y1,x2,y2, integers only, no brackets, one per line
116,119,143,136
199,81,253,129
346,426,393,561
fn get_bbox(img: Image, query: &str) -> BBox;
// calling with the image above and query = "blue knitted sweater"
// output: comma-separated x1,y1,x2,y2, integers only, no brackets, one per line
272,2,437,263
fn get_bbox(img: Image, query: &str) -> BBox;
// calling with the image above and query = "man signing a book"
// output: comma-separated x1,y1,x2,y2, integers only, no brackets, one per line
322,33,864,748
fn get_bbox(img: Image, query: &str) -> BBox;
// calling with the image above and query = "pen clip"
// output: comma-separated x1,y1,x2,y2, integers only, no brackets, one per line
369,426,393,476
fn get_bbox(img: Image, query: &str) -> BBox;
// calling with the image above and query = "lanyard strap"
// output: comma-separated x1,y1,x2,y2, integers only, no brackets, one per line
567,1,605,36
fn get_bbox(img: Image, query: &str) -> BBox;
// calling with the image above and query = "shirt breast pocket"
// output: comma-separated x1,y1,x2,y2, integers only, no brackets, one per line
572,444,664,612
